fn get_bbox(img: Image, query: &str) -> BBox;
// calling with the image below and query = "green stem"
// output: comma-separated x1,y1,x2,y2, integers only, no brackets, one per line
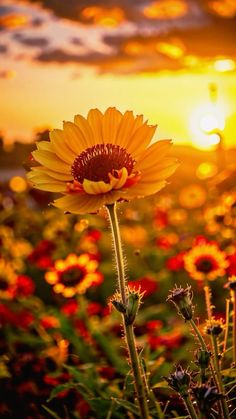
189,319,219,390
106,203,150,419
189,319,208,352
182,394,198,419
211,335,230,419
233,291,236,365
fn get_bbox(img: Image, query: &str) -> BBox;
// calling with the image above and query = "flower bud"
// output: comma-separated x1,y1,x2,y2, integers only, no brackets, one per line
125,289,141,325
192,384,222,413
204,318,224,336
167,285,194,321
164,365,192,397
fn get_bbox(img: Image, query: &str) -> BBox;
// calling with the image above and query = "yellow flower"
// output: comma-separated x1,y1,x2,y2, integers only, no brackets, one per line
0,258,17,299
184,243,228,281
45,253,103,297
28,108,178,214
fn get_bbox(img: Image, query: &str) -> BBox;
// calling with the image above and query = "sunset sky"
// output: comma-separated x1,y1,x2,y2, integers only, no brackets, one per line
1,0,236,149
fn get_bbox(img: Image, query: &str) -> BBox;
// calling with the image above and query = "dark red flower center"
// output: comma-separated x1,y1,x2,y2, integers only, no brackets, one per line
195,256,217,273
0,278,9,291
71,143,134,184
59,266,84,287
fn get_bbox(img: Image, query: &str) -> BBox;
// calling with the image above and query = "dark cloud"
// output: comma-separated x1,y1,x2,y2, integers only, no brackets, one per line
0,44,8,53
13,33,49,47
35,48,89,63
70,37,83,46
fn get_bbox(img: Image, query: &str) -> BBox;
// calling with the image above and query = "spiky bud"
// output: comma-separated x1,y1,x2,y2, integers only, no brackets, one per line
167,285,194,321
125,289,142,325
204,318,224,336
191,384,222,413
164,365,192,397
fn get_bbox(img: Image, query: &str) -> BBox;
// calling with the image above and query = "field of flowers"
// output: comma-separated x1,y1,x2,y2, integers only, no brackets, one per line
0,143,236,418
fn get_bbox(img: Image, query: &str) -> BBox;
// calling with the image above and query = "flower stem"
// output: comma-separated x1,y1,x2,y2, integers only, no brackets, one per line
223,298,230,355
182,394,198,419
204,283,212,320
233,291,236,365
211,335,230,419
189,319,208,352
106,203,150,419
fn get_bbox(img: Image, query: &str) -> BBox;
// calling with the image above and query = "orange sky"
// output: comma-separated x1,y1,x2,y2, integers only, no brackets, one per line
1,62,236,149
0,0,236,150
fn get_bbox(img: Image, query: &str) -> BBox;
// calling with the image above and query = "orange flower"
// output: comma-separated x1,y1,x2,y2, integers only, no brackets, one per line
28,107,178,214
184,243,228,281
45,253,103,297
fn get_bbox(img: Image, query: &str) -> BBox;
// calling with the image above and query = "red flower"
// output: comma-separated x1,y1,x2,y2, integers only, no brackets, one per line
128,277,158,297
156,236,172,250
15,275,35,297
85,229,102,242
166,252,185,272
154,209,168,229
28,240,55,269
226,253,236,276
61,299,79,317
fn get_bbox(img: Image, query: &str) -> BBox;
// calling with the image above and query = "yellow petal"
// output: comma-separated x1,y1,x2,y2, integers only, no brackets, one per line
53,194,105,214
115,111,136,147
32,150,71,174
126,123,157,158
32,183,66,192
124,180,167,199
140,159,179,181
87,108,103,144
135,140,173,169
36,141,54,152
102,107,122,144
27,171,66,187
74,114,94,145
63,121,88,153
83,179,112,195
109,167,128,189
50,129,76,164
53,190,123,214
31,166,73,181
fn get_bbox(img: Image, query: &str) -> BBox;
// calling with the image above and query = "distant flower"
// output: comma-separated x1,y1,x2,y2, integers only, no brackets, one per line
226,253,236,276
27,239,55,269
45,253,103,297
184,243,228,281
166,251,185,271
179,183,207,209
0,258,17,299
128,277,158,297
14,275,35,297
28,107,178,214
204,317,225,336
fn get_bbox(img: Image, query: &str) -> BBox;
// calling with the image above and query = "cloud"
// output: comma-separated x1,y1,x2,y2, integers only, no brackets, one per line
0,44,8,53
13,33,49,47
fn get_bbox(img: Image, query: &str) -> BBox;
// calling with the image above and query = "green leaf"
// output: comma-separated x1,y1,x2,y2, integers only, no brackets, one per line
221,368,236,378
152,381,170,389
42,405,61,419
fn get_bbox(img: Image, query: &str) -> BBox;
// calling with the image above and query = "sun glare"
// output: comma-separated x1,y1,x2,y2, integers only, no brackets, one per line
190,103,226,150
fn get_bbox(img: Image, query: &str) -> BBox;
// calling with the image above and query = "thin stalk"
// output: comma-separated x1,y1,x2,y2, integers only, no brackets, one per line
233,291,236,365
189,319,219,388
182,394,198,419
223,298,230,355
204,283,213,321
189,319,208,352
106,203,150,419
211,335,230,419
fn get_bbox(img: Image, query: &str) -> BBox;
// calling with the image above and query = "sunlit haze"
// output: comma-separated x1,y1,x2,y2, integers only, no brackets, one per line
0,0,236,150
